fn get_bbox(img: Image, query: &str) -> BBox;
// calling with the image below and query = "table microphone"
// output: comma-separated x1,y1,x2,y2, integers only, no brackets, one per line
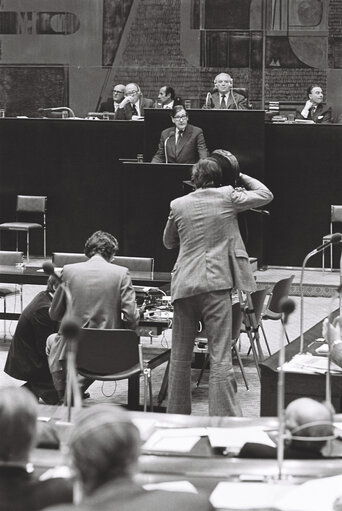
277,298,295,480
299,233,342,353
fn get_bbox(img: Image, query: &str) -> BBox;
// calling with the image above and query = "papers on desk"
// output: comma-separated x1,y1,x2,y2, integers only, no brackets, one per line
142,427,207,453
282,353,342,374
143,481,198,494
210,475,342,510
207,426,276,451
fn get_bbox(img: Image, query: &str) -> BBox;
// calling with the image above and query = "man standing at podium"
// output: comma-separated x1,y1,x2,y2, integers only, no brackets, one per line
163,156,273,416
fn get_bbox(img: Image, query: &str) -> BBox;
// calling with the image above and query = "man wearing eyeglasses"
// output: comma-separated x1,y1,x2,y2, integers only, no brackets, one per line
114,83,154,120
152,105,208,163
99,84,125,113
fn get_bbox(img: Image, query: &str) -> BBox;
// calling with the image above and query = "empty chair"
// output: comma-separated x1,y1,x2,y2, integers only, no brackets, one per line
52,252,88,267
260,275,295,349
114,256,154,276
196,301,249,390
0,251,24,340
0,195,47,263
322,205,342,271
76,328,153,411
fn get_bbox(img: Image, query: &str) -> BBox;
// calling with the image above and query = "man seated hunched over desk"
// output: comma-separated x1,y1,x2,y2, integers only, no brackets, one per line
239,398,334,459
46,230,140,400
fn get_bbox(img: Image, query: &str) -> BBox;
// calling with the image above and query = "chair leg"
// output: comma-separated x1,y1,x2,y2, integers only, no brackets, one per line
20,285,23,311
148,376,153,412
233,346,249,390
43,225,46,258
260,321,272,354
281,318,291,344
3,297,6,341
26,231,30,263
196,353,209,387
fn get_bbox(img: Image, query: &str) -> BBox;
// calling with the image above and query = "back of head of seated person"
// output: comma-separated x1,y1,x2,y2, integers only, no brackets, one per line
84,229,119,261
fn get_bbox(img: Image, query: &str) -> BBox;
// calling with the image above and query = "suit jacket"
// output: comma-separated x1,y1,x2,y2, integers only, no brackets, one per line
152,124,208,164
99,98,115,112
239,442,323,459
114,97,154,120
163,175,273,302
0,466,72,511
296,103,332,123
202,90,247,110
4,290,57,383
42,477,213,511
50,254,139,330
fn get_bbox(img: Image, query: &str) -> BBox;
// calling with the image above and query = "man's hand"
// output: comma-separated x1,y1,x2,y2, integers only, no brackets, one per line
322,317,341,346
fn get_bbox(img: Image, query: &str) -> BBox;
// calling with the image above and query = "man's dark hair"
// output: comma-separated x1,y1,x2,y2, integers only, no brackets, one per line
210,149,241,187
171,104,187,118
84,231,119,261
191,158,222,189
164,86,175,100
306,84,321,98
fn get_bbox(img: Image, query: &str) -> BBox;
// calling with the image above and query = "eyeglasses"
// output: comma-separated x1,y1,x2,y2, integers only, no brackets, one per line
173,115,188,120
113,90,124,94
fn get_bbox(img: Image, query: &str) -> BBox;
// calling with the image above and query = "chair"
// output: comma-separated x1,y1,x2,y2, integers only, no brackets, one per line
196,301,249,390
260,275,295,349
114,256,154,277
0,195,47,263
233,88,252,109
76,328,153,411
52,252,88,267
322,205,342,271
0,251,24,340
239,288,270,379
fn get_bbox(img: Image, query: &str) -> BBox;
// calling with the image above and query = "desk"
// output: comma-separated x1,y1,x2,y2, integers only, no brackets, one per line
260,313,342,416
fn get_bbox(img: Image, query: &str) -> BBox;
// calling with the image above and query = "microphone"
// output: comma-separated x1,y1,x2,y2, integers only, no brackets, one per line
250,208,270,216
277,298,295,480
164,134,174,164
205,92,212,108
38,106,75,118
299,233,342,353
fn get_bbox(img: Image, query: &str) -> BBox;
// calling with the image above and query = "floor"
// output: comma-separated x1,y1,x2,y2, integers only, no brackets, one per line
0,263,338,417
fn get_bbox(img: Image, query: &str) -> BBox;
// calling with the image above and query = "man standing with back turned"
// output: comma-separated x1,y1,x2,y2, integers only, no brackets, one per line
163,157,273,416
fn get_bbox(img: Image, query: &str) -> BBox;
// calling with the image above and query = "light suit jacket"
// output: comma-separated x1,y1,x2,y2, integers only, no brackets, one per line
202,91,247,110
50,254,139,329
163,175,273,302
152,124,208,164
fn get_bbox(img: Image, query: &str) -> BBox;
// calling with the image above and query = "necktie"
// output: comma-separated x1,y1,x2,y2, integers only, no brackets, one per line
176,130,183,145
220,94,226,109
131,103,138,116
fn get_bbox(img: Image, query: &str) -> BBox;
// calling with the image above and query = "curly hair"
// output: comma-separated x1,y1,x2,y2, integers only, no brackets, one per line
84,231,119,261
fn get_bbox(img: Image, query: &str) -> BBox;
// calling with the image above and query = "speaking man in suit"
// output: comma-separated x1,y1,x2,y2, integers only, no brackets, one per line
202,72,247,110
296,84,332,123
46,230,139,399
163,156,273,415
99,83,125,113
114,83,154,120
152,105,208,164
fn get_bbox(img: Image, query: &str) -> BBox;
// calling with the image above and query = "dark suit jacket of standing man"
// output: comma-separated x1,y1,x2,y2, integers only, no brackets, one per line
4,290,59,403
296,103,332,123
203,90,247,110
152,124,208,163
48,254,139,373
114,97,154,119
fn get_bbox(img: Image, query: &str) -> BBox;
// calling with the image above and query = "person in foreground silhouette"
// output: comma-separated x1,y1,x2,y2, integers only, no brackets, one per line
42,405,213,511
239,397,334,459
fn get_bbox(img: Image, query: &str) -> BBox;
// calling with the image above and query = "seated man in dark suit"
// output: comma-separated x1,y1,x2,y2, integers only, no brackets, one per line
157,85,182,109
4,276,60,404
114,83,154,120
99,83,125,113
296,84,332,123
42,405,213,511
239,398,334,459
202,72,247,110
0,386,72,511
152,105,208,163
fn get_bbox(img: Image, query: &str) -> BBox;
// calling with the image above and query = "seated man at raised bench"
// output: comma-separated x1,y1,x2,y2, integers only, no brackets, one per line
296,84,332,123
0,386,72,511
42,404,213,511
46,230,139,400
114,83,154,120
4,275,60,404
202,72,247,110
239,397,334,459
99,83,125,113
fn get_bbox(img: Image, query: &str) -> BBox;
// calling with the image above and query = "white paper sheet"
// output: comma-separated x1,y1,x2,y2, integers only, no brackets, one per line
207,426,276,449
143,480,198,494
142,427,206,452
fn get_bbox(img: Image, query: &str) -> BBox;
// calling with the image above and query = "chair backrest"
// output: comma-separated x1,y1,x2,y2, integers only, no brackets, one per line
17,195,47,213
231,301,243,342
76,328,141,375
249,288,270,323
114,256,154,274
0,250,24,265
52,252,88,267
267,275,295,314
331,205,342,226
